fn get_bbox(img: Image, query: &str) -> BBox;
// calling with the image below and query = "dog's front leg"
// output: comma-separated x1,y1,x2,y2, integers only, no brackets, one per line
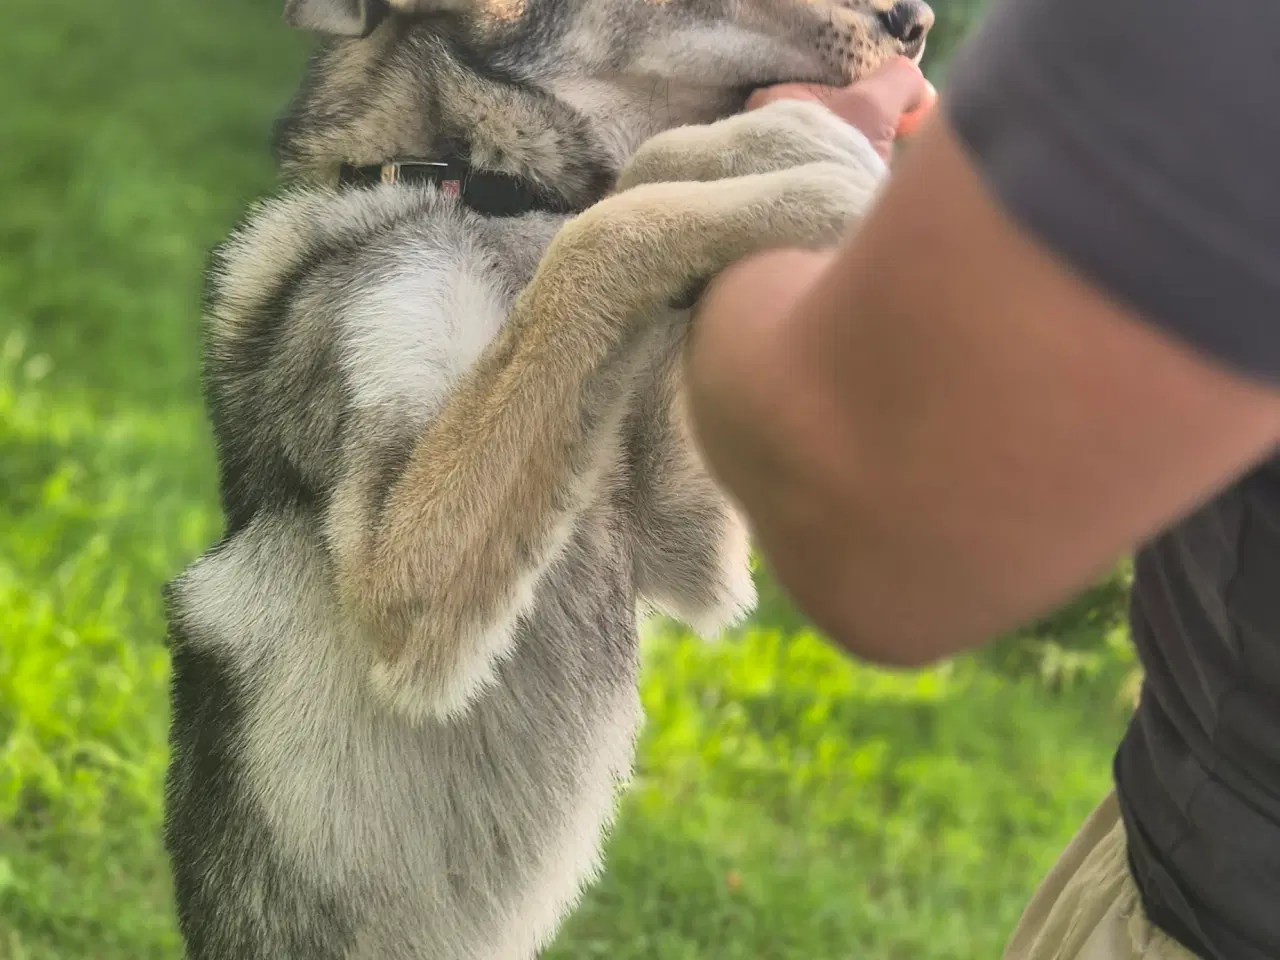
327,163,875,721
623,328,758,637
618,98,889,636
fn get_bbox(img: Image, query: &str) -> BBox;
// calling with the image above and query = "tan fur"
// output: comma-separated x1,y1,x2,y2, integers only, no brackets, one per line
323,99,887,718
480,0,527,22
314,28,396,103
289,39,596,187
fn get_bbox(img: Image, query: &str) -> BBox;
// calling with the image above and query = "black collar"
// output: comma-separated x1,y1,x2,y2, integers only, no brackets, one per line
337,158,575,218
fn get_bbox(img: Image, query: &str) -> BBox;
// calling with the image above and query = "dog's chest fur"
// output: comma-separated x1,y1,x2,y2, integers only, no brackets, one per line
169,501,642,960
164,192,682,959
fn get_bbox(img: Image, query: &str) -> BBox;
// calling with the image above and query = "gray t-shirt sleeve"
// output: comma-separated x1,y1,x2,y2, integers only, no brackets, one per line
942,0,1280,386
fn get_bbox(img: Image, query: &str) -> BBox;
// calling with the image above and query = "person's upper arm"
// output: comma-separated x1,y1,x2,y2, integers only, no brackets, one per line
715,0,1280,665
942,0,1280,384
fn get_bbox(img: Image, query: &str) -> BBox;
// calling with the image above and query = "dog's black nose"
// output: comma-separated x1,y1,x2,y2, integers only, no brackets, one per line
878,0,934,45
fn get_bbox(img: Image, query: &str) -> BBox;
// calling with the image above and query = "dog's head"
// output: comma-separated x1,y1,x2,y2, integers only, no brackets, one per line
275,0,931,187
286,0,931,88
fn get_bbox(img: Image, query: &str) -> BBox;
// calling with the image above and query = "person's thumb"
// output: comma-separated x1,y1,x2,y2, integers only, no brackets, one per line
846,56,933,120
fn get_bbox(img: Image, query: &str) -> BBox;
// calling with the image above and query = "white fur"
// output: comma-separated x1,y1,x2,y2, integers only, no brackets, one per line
630,24,827,88
338,237,513,418
175,516,642,959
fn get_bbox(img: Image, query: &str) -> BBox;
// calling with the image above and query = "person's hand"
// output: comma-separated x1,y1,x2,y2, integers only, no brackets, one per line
745,57,938,161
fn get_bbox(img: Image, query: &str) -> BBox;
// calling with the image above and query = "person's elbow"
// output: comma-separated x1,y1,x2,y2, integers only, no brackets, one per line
786,580,974,670
816,610,973,670
755,495,990,671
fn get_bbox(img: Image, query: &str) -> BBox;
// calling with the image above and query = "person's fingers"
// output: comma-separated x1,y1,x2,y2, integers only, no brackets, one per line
843,56,931,120
744,58,934,161
895,78,939,138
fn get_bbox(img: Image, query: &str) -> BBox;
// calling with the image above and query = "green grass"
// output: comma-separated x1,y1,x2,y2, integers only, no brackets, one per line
0,0,1135,956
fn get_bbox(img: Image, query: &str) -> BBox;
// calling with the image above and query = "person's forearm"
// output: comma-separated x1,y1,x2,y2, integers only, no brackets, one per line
682,243,920,663
685,232,1083,668
683,114,1280,669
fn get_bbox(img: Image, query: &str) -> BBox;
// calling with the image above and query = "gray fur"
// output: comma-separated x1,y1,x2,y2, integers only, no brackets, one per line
164,0,931,956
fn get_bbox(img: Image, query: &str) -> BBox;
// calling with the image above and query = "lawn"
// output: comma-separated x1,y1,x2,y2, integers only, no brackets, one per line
0,0,1137,957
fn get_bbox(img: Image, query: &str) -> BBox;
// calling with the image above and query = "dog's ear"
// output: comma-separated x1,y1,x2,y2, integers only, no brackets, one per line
284,0,476,35
284,0,386,36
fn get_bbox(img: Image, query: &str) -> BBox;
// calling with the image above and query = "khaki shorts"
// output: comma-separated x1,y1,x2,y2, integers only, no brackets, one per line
1002,792,1197,960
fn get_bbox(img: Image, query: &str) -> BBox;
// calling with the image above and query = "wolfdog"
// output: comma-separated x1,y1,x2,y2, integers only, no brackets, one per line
161,0,932,955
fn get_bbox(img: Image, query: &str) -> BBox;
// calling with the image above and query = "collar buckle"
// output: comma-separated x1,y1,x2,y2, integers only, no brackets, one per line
380,160,451,186
337,157,569,218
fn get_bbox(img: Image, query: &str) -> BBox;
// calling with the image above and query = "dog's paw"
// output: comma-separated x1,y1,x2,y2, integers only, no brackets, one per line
665,159,883,312
616,99,886,193
545,161,882,320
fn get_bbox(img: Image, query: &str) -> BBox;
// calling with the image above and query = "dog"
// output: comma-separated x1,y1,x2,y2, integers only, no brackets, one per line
161,0,932,955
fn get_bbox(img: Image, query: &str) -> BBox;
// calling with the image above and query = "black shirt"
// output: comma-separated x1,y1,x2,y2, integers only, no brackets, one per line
944,1,1280,957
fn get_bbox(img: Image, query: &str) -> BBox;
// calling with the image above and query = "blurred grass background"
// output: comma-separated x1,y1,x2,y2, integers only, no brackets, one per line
0,0,1140,956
